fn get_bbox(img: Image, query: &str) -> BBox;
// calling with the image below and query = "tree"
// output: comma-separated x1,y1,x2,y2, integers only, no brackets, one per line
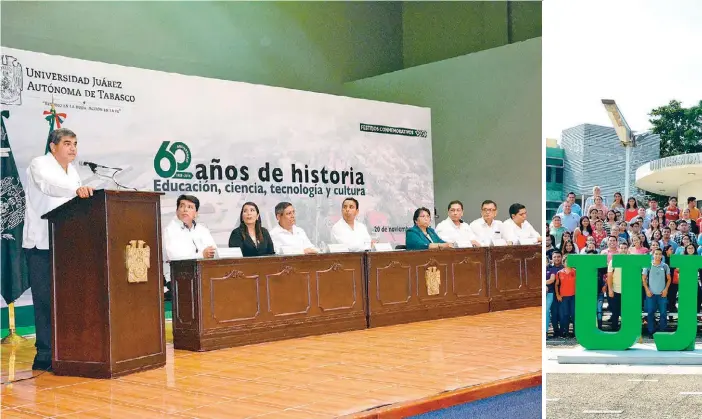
649,100,702,158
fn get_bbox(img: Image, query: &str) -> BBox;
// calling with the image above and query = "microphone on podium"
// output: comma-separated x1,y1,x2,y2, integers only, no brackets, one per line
77,160,136,191
77,160,121,172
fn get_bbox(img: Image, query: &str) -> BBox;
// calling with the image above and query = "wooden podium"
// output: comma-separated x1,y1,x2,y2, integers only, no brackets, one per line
42,190,166,378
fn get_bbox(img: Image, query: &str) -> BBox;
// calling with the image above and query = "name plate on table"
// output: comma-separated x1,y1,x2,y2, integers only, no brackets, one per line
216,247,243,259
374,242,394,252
327,244,350,253
455,240,473,248
281,246,305,255
492,239,508,246
520,238,538,245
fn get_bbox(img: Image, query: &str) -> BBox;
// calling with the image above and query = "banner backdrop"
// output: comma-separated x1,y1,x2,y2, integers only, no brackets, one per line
0,47,433,307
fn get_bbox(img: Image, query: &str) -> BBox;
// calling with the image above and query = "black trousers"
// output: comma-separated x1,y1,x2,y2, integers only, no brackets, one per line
667,283,678,313
610,292,622,330
26,247,51,364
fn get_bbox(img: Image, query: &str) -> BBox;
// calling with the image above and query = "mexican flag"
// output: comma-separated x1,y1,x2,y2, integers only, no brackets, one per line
1,110,30,304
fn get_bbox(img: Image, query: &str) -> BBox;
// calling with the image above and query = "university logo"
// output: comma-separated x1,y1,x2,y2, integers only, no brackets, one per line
125,240,150,283
153,141,193,179
1,55,23,106
569,254,700,352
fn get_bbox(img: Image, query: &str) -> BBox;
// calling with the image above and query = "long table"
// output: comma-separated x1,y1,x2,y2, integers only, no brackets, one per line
365,248,489,327
170,245,541,351
170,253,366,351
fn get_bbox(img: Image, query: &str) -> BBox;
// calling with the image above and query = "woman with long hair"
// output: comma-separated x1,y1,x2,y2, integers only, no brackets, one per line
624,197,639,222
617,221,630,244
675,235,693,255
604,210,618,234
560,230,577,252
562,240,577,255
651,229,663,244
228,202,275,256
646,218,661,241
638,233,650,249
656,208,666,227
611,192,625,213
573,216,593,250
629,234,649,254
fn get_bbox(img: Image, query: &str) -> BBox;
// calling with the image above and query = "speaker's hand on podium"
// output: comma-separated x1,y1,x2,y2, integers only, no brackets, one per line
202,246,216,259
76,186,95,198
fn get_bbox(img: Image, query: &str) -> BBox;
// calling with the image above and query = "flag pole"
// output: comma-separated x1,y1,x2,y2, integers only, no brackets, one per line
1,303,27,344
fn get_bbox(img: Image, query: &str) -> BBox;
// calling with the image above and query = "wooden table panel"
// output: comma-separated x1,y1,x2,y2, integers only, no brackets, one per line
488,245,542,311
171,253,367,351
366,248,490,328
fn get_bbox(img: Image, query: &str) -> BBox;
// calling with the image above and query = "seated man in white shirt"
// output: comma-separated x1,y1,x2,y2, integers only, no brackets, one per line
330,197,373,251
503,203,542,244
469,200,512,245
269,201,319,254
435,200,481,247
163,195,217,260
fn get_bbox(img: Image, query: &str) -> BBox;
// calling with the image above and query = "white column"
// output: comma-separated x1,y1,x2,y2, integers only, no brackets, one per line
678,180,702,204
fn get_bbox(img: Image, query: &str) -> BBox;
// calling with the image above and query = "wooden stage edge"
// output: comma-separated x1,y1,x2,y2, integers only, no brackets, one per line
347,371,542,419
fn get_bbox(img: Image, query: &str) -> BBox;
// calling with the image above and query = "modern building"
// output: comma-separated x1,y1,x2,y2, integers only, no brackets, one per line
546,138,564,220
636,153,702,205
560,124,661,203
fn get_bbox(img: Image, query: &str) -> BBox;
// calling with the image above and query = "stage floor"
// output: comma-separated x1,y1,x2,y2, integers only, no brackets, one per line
1,307,540,418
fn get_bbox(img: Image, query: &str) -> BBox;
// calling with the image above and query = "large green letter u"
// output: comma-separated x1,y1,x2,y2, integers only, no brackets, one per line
569,254,649,350
653,255,700,351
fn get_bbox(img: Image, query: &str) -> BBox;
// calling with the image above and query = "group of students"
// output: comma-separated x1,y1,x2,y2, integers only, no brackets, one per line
545,186,702,339
164,196,544,263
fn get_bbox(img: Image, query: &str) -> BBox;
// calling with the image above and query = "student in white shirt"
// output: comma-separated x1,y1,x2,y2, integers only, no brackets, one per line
163,194,217,261
435,200,481,247
503,203,542,245
330,197,373,251
22,128,95,371
269,202,318,254
469,200,512,245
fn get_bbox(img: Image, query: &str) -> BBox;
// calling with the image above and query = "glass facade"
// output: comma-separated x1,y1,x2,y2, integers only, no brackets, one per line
546,145,565,221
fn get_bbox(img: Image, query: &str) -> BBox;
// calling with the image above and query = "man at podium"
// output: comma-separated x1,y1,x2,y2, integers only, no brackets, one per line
22,128,94,371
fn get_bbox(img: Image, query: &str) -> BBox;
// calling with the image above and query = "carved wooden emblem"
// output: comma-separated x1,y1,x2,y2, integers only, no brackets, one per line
425,266,440,296
280,265,296,275
125,240,150,283
224,269,246,279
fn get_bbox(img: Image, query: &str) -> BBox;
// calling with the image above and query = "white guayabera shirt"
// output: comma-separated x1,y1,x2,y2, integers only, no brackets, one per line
270,224,317,254
23,154,82,250
330,219,372,251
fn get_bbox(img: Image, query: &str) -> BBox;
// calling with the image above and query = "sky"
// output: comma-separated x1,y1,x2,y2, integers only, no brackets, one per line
543,0,702,141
